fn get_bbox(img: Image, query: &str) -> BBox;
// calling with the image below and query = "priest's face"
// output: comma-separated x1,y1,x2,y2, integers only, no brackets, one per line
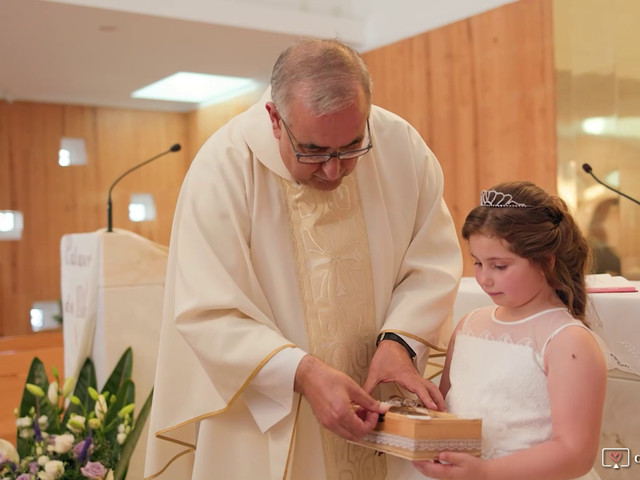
266,90,370,191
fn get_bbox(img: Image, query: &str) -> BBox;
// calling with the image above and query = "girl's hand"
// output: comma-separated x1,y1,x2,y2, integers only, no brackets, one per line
412,451,486,479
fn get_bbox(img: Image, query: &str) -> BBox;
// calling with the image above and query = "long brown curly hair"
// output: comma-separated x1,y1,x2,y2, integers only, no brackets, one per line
462,181,593,322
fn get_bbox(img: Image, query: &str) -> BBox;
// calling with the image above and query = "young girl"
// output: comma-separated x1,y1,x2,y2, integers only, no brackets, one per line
414,181,607,480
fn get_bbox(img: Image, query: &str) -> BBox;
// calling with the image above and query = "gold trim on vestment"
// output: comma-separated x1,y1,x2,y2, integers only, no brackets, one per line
144,448,193,480
280,174,387,480
145,343,298,480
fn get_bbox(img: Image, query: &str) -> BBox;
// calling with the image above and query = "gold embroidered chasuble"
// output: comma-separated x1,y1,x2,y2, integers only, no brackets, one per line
280,174,387,480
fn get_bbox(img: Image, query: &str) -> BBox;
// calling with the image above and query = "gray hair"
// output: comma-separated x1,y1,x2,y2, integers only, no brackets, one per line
270,38,372,119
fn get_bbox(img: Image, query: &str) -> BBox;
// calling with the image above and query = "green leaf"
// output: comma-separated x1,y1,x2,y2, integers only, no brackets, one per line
62,357,97,427
17,357,55,456
113,388,153,480
101,347,133,396
104,379,135,433
19,358,46,416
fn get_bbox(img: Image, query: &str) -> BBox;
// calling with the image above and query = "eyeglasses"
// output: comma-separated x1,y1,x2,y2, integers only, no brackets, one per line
280,116,372,164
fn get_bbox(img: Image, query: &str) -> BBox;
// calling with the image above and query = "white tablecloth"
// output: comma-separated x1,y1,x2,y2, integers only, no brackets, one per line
453,276,640,376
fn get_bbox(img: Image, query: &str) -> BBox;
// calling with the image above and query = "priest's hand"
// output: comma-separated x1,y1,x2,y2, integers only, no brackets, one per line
294,354,389,441
362,340,445,411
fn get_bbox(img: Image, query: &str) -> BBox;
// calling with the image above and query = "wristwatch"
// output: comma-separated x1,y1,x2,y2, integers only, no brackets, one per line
375,332,417,361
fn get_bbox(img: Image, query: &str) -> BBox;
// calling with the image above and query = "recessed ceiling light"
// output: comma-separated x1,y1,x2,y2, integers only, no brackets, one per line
132,72,258,105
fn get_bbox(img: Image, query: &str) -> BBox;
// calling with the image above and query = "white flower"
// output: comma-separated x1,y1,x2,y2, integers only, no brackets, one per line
16,416,33,428
52,433,75,454
116,432,127,445
94,394,108,422
0,438,19,464
66,414,86,433
19,428,34,439
47,382,59,405
43,459,64,480
61,377,74,397
38,455,50,466
37,415,49,430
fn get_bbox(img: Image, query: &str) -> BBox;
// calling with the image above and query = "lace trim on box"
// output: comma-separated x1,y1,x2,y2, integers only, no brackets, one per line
361,431,481,452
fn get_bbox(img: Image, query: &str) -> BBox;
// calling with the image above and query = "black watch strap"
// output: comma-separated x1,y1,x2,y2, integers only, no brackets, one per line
376,332,417,361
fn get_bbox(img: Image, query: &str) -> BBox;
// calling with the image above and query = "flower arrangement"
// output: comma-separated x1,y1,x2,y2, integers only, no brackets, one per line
0,348,152,480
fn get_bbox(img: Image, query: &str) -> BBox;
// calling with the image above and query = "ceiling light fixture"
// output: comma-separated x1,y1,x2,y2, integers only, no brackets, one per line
132,72,258,105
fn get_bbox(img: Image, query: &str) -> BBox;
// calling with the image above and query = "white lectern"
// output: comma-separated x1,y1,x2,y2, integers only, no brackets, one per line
60,229,167,480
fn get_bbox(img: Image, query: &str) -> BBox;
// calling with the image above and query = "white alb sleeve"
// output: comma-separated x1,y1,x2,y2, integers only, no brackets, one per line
243,346,308,433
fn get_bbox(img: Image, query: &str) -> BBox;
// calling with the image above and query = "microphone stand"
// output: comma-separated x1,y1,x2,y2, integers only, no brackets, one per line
582,164,640,206
107,144,181,232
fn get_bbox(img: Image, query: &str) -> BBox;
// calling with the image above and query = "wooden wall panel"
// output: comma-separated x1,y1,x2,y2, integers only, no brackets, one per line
0,103,189,336
91,108,189,242
0,102,11,328
0,94,259,337
362,0,557,274
186,89,261,157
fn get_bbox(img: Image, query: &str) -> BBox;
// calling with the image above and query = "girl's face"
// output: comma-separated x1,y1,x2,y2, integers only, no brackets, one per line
468,233,556,318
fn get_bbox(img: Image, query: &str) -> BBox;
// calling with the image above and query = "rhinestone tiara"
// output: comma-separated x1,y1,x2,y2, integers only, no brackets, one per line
480,189,530,208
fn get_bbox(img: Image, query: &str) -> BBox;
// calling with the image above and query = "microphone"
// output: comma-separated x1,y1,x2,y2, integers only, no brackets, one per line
107,143,182,232
582,163,640,206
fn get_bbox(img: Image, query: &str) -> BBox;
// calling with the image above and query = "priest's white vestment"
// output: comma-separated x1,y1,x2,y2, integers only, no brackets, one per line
144,89,462,480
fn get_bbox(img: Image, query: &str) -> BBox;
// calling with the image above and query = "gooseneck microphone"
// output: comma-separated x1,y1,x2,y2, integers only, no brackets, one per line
582,163,640,206
107,143,182,232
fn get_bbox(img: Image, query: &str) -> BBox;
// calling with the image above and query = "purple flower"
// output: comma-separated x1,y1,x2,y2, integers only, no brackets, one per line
16,474,33,480
80,461,106,480
33,418,43,442
30,461,39,473
73,436,93,464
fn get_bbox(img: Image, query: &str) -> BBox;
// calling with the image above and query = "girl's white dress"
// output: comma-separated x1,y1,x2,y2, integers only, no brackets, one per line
442,305,601,480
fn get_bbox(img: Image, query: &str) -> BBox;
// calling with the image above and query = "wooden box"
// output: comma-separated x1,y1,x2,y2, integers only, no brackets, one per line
351,406,482,461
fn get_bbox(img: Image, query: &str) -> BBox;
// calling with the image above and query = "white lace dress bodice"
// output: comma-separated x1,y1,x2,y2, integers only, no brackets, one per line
444,306,601,480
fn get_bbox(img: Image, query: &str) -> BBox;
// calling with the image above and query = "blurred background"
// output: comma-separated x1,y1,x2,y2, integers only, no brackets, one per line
0,0,638,334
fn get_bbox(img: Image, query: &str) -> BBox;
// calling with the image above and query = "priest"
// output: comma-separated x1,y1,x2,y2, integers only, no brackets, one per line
144,38,462,480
